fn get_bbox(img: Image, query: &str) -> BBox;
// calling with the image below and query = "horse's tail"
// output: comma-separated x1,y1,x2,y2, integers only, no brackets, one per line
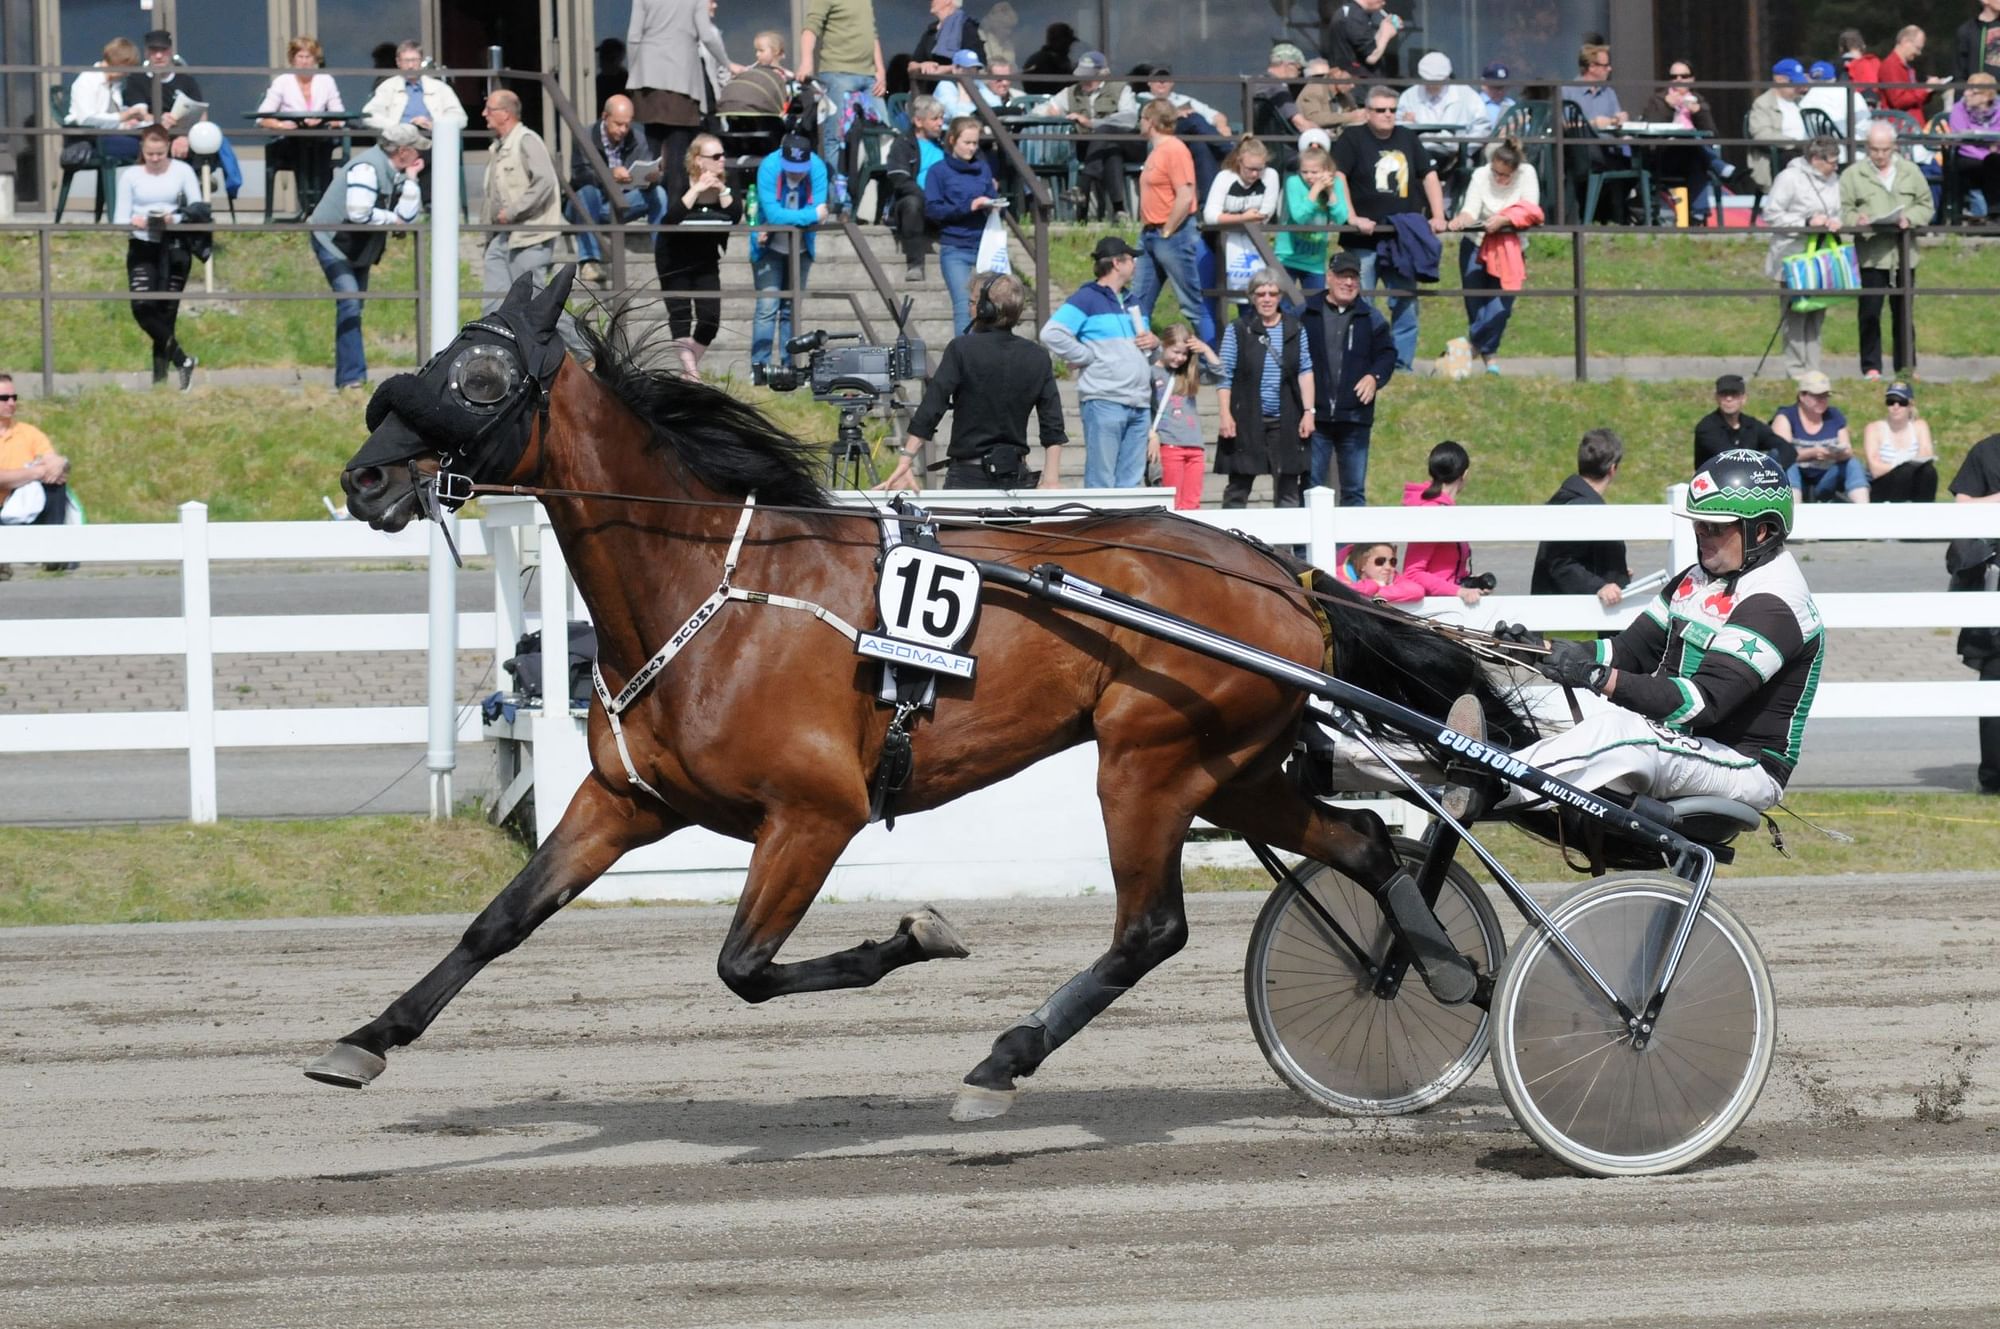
1297,564,1541,752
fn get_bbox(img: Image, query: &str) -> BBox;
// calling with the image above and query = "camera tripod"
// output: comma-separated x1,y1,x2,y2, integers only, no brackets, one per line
827,405,883,489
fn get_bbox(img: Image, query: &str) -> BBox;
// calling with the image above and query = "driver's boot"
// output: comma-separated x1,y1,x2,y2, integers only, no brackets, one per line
1439,693,1500,824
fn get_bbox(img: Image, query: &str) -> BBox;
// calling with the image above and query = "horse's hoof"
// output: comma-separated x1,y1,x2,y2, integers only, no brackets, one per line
950,1082,1017,1122
902,906,970,960
303,1042,387,1089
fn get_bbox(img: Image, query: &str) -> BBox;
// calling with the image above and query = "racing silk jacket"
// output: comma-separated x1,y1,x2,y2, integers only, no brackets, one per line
1589,549,1823,784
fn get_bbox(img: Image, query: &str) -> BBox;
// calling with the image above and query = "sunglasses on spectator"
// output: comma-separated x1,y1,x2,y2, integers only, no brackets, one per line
1670,68,1693,78
1366,555,1396,567
0,394,16,401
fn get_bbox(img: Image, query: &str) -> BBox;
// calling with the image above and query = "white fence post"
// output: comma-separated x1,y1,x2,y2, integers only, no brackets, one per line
425,116,465,820
1307,485,1338,570
1667,483,1696,573
180,502,217,823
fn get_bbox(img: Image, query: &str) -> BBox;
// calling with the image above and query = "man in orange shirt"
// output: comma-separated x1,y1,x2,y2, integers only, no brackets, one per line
1130,98,1214,343
0,372,74,577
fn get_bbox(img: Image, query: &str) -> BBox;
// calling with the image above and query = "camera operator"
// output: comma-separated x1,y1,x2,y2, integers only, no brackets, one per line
878,273,1067,491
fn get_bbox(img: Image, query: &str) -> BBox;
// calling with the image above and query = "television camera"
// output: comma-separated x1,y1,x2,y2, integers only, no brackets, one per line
760,300,928,486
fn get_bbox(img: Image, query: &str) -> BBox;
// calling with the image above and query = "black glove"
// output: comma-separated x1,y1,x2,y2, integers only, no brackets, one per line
1538,638,1612,693
1490,620,1545,665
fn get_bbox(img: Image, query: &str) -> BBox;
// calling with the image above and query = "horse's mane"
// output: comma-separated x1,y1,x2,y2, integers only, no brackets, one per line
574,304,833,510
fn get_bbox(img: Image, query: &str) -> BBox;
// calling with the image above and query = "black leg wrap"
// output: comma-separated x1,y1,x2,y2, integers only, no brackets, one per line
1011,967,1131,1063
1379,869,1477,1005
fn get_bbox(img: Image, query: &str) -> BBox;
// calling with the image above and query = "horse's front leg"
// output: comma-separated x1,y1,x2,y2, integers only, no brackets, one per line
303,773,684,1087
714,809,970,1003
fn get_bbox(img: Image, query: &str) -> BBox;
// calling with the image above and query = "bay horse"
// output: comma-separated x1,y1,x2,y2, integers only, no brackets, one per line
317,268,1534,1119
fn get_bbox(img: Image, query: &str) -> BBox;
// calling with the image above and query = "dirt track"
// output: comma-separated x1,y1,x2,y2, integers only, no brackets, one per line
3,875,1997,1328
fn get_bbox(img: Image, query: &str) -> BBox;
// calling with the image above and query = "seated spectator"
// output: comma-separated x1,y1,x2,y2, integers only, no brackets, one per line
926,115,999,335
1802,58,1871,150
1274,146,1349,302
1640,60,1724,223
1862,380,1938,502
1531,427,1631,605
1474,62,1515,139
1560,43,1635,221
715,30,792,116
1946,73,2000,216
257,35,344,213
1402,440,1489,606
1142,65,1231,136
882,95,946,279
749,134,830,383
983,61,1029,112
0,373,74,567
126,29,208,162
1840,28,1882,92
910,0,984,92
1879,25,1953,116
657,133,740,378
1253,43,1316,136
1774,371,1868,502
1335,541,1424,602
1694,373,1793,470
1749,60,1809,195
360,42,468,149
565,93,668,287
1299,60,1364,130
1040,52,1137,222
934,49,998,119
1203,136,1280,306
1395,52,1483,183
64,37,148,166
1446,137,1541,375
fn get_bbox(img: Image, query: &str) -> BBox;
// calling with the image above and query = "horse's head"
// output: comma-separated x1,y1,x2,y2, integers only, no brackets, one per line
341,266,576,530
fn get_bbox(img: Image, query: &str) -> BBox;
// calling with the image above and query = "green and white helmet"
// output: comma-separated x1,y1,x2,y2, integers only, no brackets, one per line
1673,448,1793,569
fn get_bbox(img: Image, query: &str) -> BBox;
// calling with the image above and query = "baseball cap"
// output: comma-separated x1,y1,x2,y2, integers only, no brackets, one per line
1808,60,1838,82
1885,380,1915,403
1327,250,1363,275
1148,64,1173,79
1073,50,1108,76
1796,370,1832,394
951,48,984,69
1269,42,1308,68
1482,61,1510,82
779,132,813,164
1772,58,1807,81
1297,128,1332,154
1417,52,1453,81
1091,234,1139,260
380,122,432,151
1714,373,1747,395
143,28,173,49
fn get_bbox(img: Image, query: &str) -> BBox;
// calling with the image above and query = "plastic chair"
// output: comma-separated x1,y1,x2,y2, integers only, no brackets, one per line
50,86,117,223
1561,99,1651,224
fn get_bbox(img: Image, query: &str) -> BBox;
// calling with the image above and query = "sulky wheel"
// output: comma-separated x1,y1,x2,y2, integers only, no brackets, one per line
1244,837,1505,1116
1490,873,1776,1177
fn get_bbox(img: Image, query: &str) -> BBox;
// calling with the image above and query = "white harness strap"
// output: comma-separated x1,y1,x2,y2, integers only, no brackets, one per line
588,494,864,804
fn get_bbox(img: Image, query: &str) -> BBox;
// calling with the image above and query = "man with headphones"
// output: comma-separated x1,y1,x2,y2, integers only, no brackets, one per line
878,272,1067,490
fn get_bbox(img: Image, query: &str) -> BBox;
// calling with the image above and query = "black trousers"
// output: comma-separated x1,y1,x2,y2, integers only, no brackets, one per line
885,180,929,263
1858,264,1916,374
944,456,1030,489
1079,141,1129,219
1979,653,2000,793
657,262,722,343
127,237,191,363
1871,459,1938,503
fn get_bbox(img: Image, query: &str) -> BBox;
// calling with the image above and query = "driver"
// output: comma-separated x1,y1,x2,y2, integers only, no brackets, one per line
1464,449,1824,817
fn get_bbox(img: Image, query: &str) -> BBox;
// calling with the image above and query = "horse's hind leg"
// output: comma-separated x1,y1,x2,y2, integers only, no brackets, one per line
304,775,683,1087
713,809,971,1003
1198,766,1403,886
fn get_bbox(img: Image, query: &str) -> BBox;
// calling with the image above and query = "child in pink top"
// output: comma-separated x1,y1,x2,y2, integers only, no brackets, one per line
1400,440,1489,606
1335,542,1426,603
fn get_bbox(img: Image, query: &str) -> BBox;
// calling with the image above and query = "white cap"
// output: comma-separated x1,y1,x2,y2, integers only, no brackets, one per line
1417,51,1453,81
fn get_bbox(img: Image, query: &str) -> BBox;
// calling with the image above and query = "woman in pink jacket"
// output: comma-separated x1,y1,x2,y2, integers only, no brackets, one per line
1400,440,1490,605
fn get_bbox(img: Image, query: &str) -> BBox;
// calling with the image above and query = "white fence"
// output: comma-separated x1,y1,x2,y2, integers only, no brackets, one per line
3,488,1997,861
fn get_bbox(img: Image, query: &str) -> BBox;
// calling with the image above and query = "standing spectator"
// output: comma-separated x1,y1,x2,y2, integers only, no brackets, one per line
1300,249,1395,505
1841,29,1883,90
1640,59,1724,223
255,36,344,214
1132,99,1214,343
1749,60,1808,197
1395,53,1483,183
1694,374,1793,470
63,37,148,166
1019,23,1078,97
1531,428,1631,605
1215,273,1313,510
1841,120,1934,381
114,126,202,389
1946,431,2000,794
983,3,1020,66
934,50,998,119
566,94,668,288
715,32,793,115
878,273,1064,491
1274,146,1349,304
909,0,983,91
360,41,467,207
657,133,740,379
883,96,945,280
309,123,425,392
596,38,630,103
479,91,563,311
0,374,73,557
126,29,206,161
1044,52,1137,223
1474,62,1516,139
749,134,831,383
796,0,886,202
628,0,732,204
1957,3,2000,81
1879,26,1953,115
1946,73,2000,215
1774,372,1868,503
1402,441,1489,606
1445,138,1541,376
1763,137,1844,380
925,115,999,336
1148,323,1221,510
1040,235,1157,488
1320,0,1401,78
1203,136,1280,312
1862,381,1938,502
1333,86,1444,371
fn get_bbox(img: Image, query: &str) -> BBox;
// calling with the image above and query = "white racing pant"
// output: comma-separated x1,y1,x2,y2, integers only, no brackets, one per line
1497,707,1784,812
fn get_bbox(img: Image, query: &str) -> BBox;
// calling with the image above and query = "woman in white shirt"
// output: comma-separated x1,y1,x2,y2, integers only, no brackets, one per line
65,37,150,164
1202,136,1279,314
1444,139,1541,374
257,35,345,211
1862,382,1938,502
112,126,204,388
